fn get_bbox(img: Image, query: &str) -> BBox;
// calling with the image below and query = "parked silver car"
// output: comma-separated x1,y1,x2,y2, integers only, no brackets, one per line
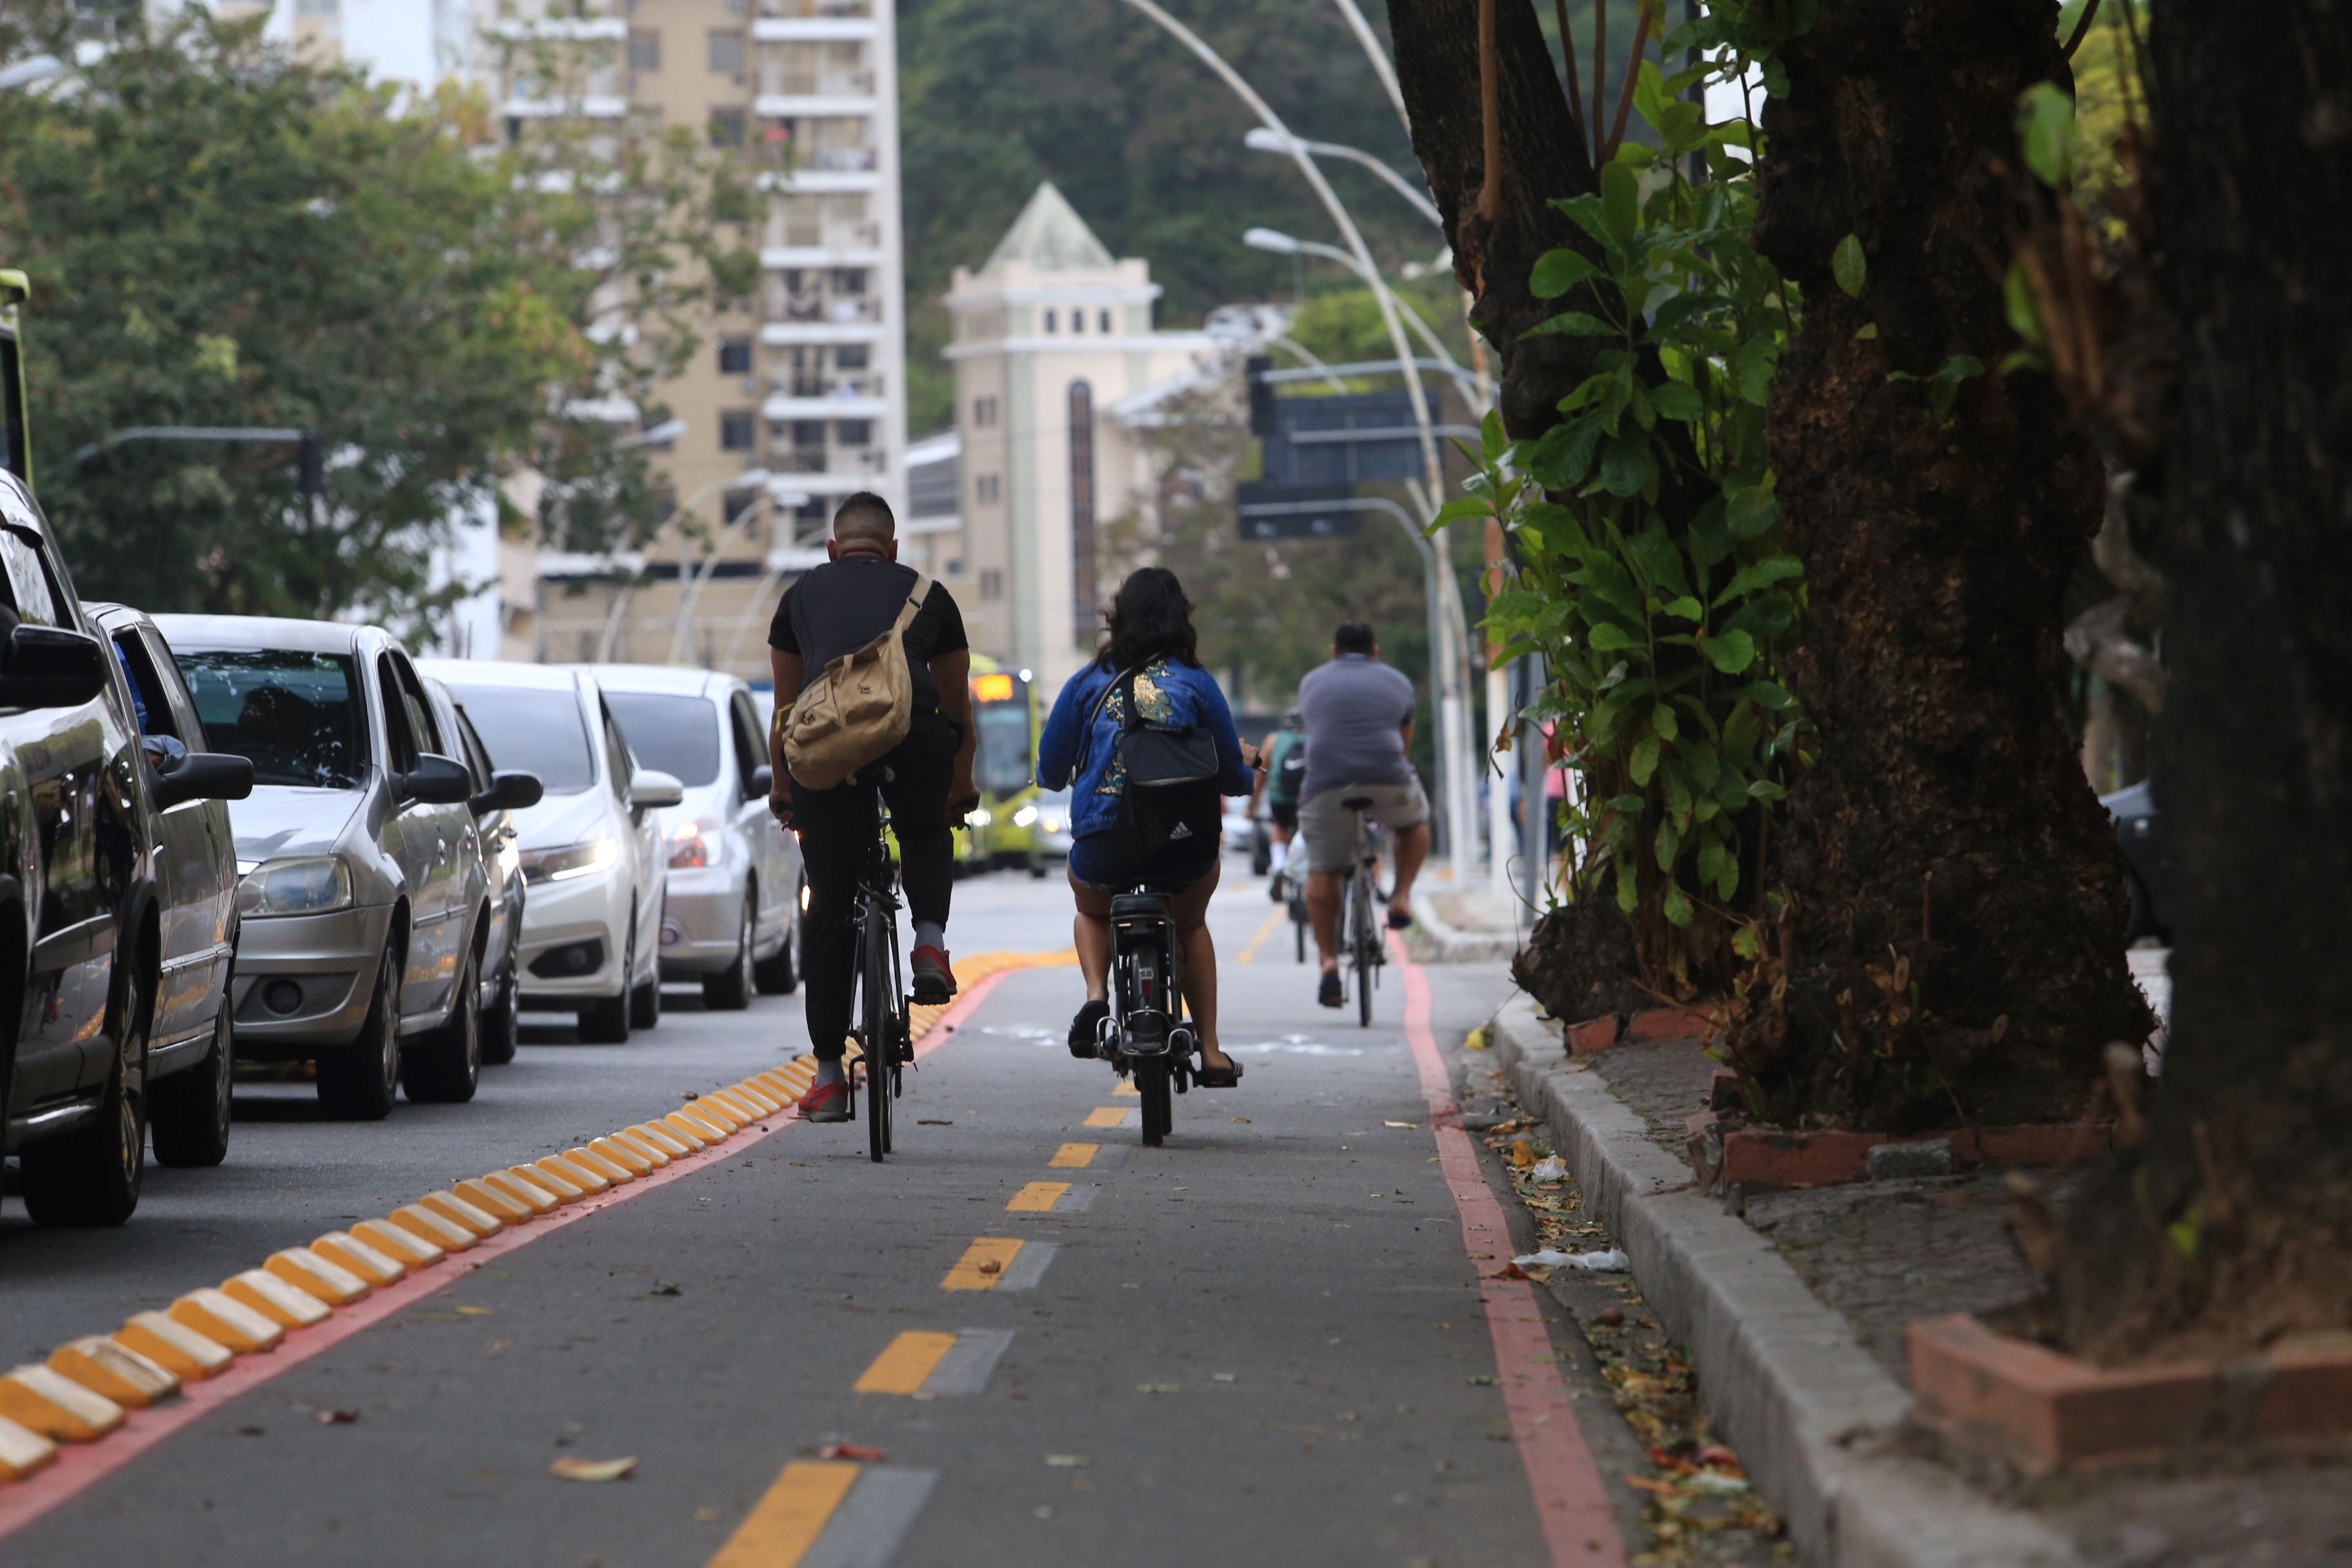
581,665,801,1007
425,677,540,1063
91,604,251,1167
156,616,520,1117
420,661,678,1043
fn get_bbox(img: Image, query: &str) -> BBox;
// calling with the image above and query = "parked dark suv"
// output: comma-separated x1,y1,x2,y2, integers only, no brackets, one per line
0,470,250,1224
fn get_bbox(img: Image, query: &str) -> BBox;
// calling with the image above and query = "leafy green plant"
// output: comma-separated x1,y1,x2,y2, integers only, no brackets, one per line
1444,50,1808,995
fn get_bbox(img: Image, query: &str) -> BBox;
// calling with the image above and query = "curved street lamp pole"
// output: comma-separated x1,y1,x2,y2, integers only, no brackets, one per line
594,470,760,664
1115,0,1478,879
1242,128,1442,230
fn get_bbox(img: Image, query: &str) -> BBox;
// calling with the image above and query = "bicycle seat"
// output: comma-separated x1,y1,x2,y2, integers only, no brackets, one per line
1111,892,1171,920
1340,795,1375,810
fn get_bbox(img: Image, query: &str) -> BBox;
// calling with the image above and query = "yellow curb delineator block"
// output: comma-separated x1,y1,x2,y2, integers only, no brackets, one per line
480,1171,559,1216
168,1289,285,1353
0,1365,127,1441
47,1338,178,1408
265,1249,371,1307
718,1087,772,1120
536,1155,610,1195
606,1130,669,1170
658,1113,715,1150
566,1146,633,1185
312,1231,409,1286
686,1097,745,1132
589,1136,654,1175
114,1313,234,1381
388,1204,478,1254
222,1269,333,1330
0,1414,56,1482
628,1122,692,1158
732,1083,782,1115
355,1217,449,1267
754,1070,802,1101
676,1105,734,1140
419,1190,505,1238
455,1178,535,1224
512,1163,583,1204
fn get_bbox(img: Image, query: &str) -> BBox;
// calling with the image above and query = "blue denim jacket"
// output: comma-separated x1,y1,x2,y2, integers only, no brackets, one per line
1036,658,1253,840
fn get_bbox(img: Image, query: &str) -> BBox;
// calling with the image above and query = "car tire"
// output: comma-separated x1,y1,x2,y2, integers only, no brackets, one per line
152,992,233,1168
402,944,482,1104
703,898,755,1011
480,957,518,1066
319,947,402,1120
23,953,153,1226
754,901,799,995
578,992,630,1044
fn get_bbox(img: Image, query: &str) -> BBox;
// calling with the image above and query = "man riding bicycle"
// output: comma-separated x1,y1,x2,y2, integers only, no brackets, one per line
1248,710,1307,898
769,493,977,1121
1296,622,1430,1009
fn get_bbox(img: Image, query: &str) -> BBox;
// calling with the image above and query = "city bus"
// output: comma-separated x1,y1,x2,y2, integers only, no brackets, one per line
958,654,1044,872
2,270,31,485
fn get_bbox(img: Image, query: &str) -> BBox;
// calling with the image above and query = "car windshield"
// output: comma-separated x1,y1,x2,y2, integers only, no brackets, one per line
174,649,364,789
447,685,596,794
603,692,720,788
976,703,1033,794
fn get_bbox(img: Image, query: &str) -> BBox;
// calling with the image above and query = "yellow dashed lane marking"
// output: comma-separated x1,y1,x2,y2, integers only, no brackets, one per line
1049,1143,1099,1168
1006,1182,1068,1213
1083,1106,1127,1128
940,1237,1025,1291
1235,906,1284,964
708,1459,861,1568
856,1331,959,1395
1112,1079,1139,1098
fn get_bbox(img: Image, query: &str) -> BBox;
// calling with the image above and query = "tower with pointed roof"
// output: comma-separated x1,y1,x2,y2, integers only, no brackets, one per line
938,183,1222,689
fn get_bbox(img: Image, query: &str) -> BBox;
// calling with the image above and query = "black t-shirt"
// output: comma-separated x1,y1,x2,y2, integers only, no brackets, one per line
769,556,969,711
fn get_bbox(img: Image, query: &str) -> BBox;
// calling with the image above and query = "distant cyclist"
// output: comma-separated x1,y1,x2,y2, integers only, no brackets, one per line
1248,709,1307,897
1037,567,1257,1084
1295,622,1429,1009
769,493,979,1121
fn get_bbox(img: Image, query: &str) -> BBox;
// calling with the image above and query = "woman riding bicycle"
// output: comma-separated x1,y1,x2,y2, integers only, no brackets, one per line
1037,567,1257,1085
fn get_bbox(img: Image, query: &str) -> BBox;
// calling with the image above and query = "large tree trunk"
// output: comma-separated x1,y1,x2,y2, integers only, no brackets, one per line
1734,0,2152,1130
2051,0,2352,1364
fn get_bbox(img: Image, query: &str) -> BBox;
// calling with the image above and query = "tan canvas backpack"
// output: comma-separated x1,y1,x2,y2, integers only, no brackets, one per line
779,571,933,790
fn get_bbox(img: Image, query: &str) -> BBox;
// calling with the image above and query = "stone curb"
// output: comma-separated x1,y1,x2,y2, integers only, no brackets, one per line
1489,994,2084,1568
1408,891,1520,963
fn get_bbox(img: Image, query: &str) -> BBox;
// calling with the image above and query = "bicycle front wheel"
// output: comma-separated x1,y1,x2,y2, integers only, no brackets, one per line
1349,872,1377,1027
1137,1055,1171,1147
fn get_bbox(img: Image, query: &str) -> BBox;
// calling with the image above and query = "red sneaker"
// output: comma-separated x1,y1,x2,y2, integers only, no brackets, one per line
911,945,956,1004
797,1074,850,1122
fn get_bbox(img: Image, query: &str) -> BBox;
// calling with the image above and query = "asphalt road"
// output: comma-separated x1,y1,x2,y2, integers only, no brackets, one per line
1,865,1667,1567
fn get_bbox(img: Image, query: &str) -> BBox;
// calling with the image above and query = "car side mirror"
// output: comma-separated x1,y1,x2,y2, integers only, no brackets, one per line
469,769,542,816
401,753,473,805
155,750,255,809
749,763,774,796
629,767,684,811
0,624,110,710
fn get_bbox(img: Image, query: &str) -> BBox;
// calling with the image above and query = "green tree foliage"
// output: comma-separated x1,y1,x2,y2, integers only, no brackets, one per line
0,11,720,633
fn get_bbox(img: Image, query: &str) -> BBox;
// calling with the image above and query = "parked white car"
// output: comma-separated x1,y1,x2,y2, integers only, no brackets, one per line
578,665,801,1007
420,662,678,1044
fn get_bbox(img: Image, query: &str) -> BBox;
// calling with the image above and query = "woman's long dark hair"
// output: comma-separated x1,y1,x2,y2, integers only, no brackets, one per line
1096,566,1200,672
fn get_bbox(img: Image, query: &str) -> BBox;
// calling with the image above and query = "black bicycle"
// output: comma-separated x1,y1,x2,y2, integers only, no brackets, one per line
1338,796,1386,1028
1100,885,1194,1147
844,783,910,1163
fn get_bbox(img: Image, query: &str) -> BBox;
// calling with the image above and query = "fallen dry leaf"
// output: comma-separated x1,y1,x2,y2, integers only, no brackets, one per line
1044,1454,1090,1468
552,1456,638,1482
456,1306,493,1316
1488,1262,1532,1280
1384,1120,1419,1129
313,1409,359,1426
816,1442,887,1462
1511,1139,1536,1168
1230,1115,1252,1123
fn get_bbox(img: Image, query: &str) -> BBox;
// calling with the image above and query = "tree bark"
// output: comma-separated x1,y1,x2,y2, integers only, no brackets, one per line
2052,0,2352,1364
1734,0,2152,1130
1388,0,1600,440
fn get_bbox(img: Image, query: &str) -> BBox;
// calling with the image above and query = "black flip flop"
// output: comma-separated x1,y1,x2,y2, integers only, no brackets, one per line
1195,1054,1244,1088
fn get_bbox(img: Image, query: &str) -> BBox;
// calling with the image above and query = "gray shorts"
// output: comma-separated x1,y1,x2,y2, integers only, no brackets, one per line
1297,779,1429,874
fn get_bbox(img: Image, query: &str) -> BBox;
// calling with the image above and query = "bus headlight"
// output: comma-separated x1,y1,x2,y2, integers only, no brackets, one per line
1012,804,1039,828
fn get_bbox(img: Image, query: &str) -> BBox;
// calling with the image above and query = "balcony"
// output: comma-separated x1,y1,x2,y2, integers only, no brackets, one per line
763,216,883,251
752,4,875,43
756,65,876,97
765,288,883,324
763,390,889,421
772,448,888,480
761,317,885,344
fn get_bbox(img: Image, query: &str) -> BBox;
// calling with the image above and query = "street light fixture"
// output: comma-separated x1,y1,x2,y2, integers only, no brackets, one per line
1241,130,1443,230
593,467,767,663
1243,227,1471,389
669,473,807,665
619,418,687,449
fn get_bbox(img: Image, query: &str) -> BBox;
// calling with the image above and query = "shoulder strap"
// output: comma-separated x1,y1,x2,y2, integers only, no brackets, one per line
1072,665,1135,777
894,571,933,631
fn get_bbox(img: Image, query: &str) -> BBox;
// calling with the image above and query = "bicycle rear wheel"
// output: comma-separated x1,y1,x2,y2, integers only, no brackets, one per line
1137,1055,1170,1147
1349,870,1376,1028
863,906,892,1163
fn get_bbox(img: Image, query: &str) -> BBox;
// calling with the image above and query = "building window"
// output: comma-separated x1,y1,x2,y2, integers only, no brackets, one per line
724,488,760,522
1069,379,1097,643
627,28,660,71
972,395,997,428
838,420,872,447
708,28,745,76
790,420,826,447
709,109,746,148
835,342,870,370
1099,309,1113,334
980,569,1004,602
975,474,1000,505
833,268,867,295
1043,308,1057,333
720,409,756,451
718,337,753,375
1070,309,1084,335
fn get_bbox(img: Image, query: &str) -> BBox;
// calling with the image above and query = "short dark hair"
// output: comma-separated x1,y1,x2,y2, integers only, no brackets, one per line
832,491,896,543
1097,566,1200,672
1333,622,1377,654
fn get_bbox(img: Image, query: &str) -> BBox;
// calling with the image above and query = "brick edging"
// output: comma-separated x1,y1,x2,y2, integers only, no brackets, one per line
1488,994,2084,1568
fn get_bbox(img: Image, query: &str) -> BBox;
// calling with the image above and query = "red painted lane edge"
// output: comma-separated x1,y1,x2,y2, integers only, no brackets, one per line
0,965,1025,1543
1394,934,1631,1568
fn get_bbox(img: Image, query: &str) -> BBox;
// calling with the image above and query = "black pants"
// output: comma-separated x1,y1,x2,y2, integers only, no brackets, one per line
791,711,961,1060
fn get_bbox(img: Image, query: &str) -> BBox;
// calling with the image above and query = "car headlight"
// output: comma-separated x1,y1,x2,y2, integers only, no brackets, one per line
522,837,619,884
1041,814,1065,835
669,819,718,869
1012,804,1039,828
236,856,354,917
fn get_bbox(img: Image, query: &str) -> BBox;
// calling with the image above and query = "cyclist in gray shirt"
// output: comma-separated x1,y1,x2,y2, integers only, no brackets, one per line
1295,622,1431,1008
